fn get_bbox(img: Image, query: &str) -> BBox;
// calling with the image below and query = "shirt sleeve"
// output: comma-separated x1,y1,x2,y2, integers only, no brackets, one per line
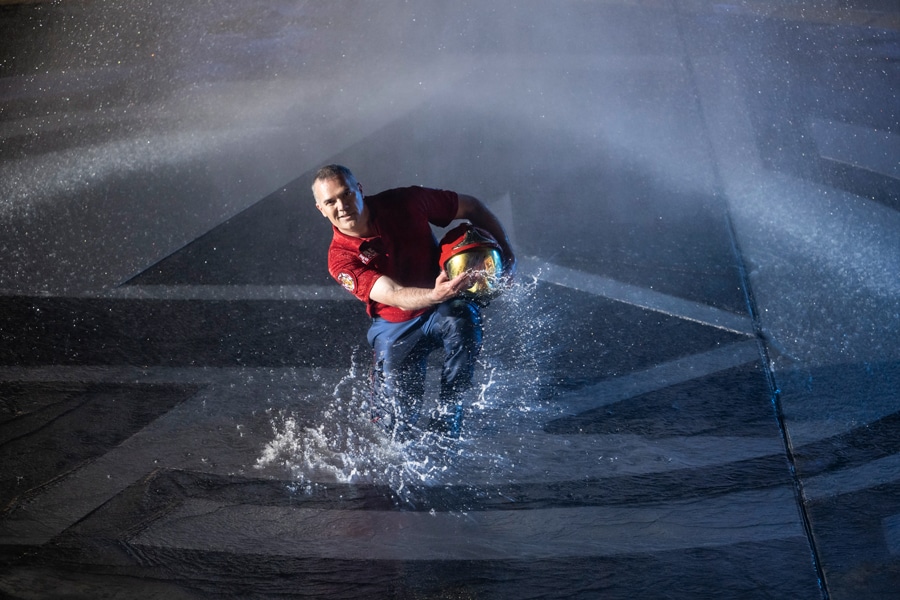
328,238,380,303
328,251,381,305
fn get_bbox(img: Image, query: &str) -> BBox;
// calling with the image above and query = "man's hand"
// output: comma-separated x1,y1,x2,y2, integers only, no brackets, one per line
431,270,473,304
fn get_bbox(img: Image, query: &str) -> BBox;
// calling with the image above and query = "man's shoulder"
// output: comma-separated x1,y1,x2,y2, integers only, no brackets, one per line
368,185,457,209
367,185,427,202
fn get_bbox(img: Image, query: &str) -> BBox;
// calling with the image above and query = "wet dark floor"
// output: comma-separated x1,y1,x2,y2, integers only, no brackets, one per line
2,163,896,597
2,1,899,598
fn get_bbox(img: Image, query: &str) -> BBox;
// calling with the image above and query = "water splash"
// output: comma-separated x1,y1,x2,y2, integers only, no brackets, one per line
254,275,560,506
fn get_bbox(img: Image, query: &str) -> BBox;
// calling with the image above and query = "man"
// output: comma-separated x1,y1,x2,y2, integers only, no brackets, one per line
312,164,516,440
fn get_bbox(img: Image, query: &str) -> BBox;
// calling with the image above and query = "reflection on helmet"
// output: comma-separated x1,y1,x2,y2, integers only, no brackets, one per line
439,224,504,305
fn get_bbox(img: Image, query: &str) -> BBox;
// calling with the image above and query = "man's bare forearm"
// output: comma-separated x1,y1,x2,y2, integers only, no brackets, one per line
369,272,470,311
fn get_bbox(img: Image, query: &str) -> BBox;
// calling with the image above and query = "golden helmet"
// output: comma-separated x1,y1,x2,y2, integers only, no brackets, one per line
439,223,504,304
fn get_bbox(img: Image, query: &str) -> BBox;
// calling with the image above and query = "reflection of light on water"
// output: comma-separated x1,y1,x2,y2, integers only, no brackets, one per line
254,275,559,505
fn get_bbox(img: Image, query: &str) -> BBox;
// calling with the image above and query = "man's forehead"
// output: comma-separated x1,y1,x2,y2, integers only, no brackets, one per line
314,176,351,199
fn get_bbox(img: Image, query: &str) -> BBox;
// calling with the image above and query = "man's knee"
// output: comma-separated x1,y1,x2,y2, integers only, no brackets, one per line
440,300,483,349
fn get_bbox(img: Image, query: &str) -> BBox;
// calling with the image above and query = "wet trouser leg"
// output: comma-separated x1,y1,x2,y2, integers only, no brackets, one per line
367,315,434,435
431,299,483,436
367,299,482,438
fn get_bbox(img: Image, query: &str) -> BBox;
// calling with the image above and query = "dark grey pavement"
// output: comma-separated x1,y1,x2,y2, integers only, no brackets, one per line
1,1,898,598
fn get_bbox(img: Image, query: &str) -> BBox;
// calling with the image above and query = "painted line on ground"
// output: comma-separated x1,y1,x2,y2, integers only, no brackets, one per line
518,256,755,335
79,256,756,337
802,452,900,501
131,487,805,560
91,284,348,301
550,339,761,416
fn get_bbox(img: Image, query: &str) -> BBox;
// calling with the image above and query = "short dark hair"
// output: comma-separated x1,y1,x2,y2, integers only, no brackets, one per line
313,164,356,188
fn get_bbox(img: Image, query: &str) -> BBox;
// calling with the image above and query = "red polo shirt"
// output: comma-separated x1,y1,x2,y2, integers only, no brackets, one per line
327,186,459,322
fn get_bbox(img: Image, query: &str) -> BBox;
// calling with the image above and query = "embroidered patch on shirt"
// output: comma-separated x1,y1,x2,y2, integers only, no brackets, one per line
358,247,379,265
337,272,356,292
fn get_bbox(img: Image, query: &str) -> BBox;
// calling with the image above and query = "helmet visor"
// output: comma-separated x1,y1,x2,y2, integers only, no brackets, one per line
444,247,503,297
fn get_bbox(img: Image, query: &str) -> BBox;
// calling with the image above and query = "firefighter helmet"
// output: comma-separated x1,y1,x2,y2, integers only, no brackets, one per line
439,223,504,304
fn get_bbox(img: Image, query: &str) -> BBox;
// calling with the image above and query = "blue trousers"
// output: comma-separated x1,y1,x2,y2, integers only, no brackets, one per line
367,299,482,432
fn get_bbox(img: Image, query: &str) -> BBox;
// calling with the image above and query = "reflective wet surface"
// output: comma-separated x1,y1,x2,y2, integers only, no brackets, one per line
1,1,898,598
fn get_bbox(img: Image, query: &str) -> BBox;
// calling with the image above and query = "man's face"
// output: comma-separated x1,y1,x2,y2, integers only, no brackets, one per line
313,175,369,237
